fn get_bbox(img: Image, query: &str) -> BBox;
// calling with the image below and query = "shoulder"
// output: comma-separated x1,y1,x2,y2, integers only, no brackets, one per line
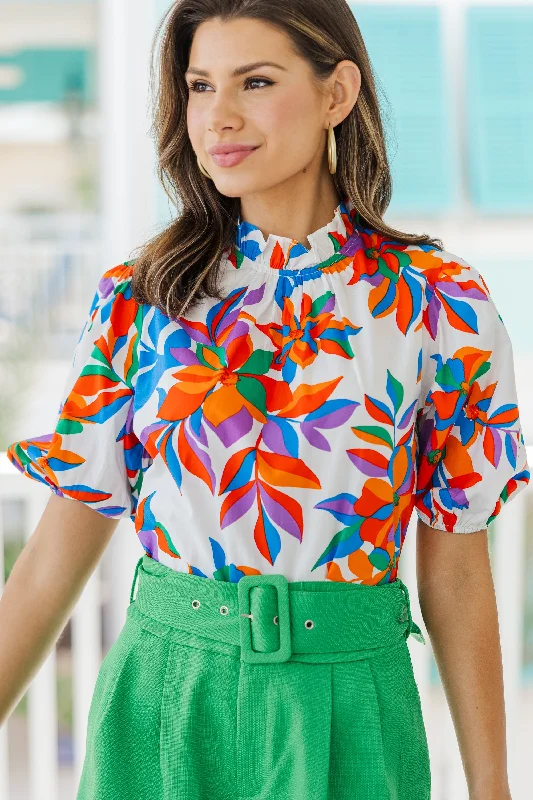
94,260,137,307
403,242,491,298
395,242,502,345
87,261,140,334
358,229,489,296
97,261,136,298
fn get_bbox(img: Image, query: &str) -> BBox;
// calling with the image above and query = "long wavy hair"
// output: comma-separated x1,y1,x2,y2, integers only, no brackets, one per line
129,0,444,319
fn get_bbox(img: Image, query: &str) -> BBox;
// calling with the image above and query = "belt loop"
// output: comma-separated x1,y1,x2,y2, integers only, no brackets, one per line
395,577,426,645
130,555,144,605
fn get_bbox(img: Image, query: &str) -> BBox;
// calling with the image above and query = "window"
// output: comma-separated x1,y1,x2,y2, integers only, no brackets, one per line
352,4,454,213
466,6,533,212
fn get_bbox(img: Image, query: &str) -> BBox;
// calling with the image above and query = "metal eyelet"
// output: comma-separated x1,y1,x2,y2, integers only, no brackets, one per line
219,605,229,615
192,599,201,609
273,615,279,625
304,619,314,629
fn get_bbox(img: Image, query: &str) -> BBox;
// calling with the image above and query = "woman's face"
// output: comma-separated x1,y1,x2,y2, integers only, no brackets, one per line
186,16,360,198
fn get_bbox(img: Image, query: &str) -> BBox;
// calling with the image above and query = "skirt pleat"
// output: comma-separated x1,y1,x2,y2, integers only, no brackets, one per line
235,660,333,799
160,639,242,799
76,616,171,799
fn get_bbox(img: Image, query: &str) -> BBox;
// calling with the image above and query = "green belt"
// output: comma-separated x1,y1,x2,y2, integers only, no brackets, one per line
129,555,426,665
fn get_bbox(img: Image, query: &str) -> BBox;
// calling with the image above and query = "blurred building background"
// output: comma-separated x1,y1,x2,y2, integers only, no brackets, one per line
0,1,532,798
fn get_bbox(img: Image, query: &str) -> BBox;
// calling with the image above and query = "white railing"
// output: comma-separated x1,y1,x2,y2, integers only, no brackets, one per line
0,215,102,351
0,446,531,799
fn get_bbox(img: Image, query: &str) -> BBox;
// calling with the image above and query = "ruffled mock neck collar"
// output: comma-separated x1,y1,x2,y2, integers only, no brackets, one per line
229,196,361,272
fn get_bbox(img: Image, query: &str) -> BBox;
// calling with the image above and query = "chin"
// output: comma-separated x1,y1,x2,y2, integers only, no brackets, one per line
212,178,264,198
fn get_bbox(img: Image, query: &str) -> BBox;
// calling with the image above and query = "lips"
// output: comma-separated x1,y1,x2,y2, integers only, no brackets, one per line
209,147,259,167
207,144,259,155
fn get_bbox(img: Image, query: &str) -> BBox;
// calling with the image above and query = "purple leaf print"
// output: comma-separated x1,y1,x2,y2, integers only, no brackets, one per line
183,420,216,491
340,231,364,257
300,424,331,451
258,482,302,540
261,418,298,459
169,347,201,366
204,405,255,448
398,398,418,430
177,319,212,345
305,400,359,429
492,429,502,469
242,284,266,307
220,319,251,345
140,421,167,449
426,291,442,340
216,306,242,336
220,481,256,528
347,451,388,478
314,493,357,524
321,294,336,315
441,281,486,302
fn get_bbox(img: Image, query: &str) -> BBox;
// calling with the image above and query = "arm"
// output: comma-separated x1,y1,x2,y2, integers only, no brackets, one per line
416,518,512,800
0,494,118,726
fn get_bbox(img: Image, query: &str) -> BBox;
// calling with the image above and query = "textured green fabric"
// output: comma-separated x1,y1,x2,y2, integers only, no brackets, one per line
76,555,431,799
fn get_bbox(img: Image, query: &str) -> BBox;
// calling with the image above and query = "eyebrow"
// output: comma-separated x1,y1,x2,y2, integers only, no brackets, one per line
184,61,288,78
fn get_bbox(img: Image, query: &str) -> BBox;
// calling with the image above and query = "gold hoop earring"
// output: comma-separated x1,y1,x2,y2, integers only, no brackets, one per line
327,122,337,174
197,157,211,179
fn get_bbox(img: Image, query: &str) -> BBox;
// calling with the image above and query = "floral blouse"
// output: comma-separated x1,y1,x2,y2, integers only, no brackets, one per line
7,197,530,584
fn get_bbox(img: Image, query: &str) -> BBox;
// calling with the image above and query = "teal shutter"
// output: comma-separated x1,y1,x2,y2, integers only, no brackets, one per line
0,49,94,105
467,7,533,212
350,4,454,214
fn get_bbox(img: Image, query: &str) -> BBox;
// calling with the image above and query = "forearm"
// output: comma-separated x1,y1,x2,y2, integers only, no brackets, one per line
0,533,77,725
418,564,511,799
0,494,117,726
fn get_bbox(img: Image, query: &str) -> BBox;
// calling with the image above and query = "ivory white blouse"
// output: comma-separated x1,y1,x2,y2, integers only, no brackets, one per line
7,196,530,583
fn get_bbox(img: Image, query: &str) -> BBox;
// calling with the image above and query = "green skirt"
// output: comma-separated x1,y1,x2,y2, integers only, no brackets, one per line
76,555,431,800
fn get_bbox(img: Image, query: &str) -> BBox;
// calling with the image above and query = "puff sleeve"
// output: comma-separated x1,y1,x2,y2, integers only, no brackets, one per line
414,254,530,533
6,262,145,521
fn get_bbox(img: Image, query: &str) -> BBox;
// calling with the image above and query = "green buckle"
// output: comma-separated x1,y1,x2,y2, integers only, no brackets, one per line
238,574,292,664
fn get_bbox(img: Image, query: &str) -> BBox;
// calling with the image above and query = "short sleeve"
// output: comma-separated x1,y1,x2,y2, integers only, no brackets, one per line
7,262,145,521
414,254,530,533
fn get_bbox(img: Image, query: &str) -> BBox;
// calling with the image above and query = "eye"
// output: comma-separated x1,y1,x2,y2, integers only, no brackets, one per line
187,77,274,93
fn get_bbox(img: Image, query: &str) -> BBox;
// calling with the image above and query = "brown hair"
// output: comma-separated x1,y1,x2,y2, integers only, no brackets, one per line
129,0,444,319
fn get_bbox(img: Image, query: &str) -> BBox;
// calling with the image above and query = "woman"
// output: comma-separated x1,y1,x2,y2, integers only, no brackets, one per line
1,1,529,798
